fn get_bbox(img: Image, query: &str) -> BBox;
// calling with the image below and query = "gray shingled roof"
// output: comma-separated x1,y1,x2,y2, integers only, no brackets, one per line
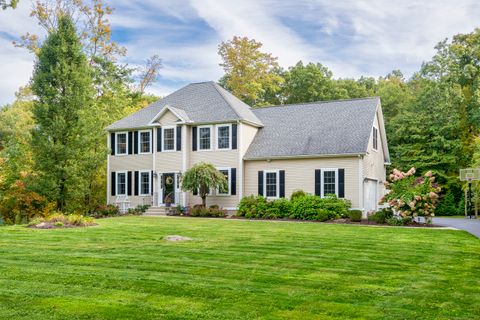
244,98,380,159
106,81,262,130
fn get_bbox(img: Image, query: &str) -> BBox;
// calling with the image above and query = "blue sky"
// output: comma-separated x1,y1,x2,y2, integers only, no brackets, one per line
1,0,480,105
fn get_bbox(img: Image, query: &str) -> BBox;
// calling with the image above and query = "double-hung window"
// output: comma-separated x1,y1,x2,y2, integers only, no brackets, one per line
139,171,150,195
116,172,127,195
162,127,175,151
372,127,378,151
217,125,231,150
217,168,230,195
116,132,128,155
265,171,279,198
139,130,151,153
198,126,212,150
323,170,336,196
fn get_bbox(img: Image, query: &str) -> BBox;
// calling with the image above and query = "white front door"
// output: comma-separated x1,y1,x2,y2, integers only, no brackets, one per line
364,179,378,212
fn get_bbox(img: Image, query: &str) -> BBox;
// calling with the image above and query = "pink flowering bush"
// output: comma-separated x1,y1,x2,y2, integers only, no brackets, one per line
380,167,441,224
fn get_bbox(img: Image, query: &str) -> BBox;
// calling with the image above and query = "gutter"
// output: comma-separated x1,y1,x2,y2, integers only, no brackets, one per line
243,152,366,161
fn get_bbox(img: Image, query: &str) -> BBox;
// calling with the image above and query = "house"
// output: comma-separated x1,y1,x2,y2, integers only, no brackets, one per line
106,81,390,213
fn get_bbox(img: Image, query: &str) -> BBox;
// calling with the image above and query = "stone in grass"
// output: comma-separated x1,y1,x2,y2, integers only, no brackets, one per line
164,235,193,241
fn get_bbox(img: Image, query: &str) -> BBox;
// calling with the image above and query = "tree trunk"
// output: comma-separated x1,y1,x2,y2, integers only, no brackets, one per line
201,195,206,207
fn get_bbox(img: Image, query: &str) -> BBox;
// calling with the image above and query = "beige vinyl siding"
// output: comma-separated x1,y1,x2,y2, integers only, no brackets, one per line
110,154,153,171
244,157,360,208
155,152,182,172
240,123,258,156
363,111,387,194
158,110,179,126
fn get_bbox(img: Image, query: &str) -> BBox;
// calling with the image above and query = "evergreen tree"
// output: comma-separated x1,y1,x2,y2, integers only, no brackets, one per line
30,15,95,211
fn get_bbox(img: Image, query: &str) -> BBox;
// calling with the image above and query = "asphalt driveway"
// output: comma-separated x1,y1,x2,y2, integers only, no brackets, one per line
433,217,480,238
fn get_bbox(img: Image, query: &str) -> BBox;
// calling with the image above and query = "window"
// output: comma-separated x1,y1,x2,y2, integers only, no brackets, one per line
217,168,230,195
198,126,211,150
116,132,128,155
323,170,336,196
217,125,231,150
162,127,175,151
372,127,378,151
139,130,151,153
139,171,150,195
265,171,279,198
116,172,126,195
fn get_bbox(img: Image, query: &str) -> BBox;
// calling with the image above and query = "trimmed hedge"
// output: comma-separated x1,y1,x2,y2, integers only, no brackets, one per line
238,193,351,221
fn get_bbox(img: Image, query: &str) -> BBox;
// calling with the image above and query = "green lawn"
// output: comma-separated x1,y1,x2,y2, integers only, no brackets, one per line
0,217,479,319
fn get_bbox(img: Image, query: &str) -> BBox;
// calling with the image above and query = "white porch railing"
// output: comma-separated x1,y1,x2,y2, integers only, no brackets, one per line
115,196,130,213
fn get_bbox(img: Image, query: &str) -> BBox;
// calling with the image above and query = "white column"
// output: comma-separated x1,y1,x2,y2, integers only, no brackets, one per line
153,127,157,206
181,124,188,206
238,121,243,201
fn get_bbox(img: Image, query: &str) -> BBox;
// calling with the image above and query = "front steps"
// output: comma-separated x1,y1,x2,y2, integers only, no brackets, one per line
144,206,168,216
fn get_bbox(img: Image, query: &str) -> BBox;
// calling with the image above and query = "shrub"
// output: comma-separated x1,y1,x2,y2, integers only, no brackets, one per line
290,194,350,221
54,221,64,227
386,216,412,226
29,213,96,228
127,204,150,215
435,191,460,216
382,168,440,224
237,195,269,218
290,190,307,201
92,204,120,217
348,210,363,222
191,205,226,217
368,208,394,224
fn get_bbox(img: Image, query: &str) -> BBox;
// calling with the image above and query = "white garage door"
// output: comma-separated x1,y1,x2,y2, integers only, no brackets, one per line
364,180,378,213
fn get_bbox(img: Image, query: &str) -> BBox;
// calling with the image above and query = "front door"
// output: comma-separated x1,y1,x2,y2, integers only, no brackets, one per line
162,173,175,205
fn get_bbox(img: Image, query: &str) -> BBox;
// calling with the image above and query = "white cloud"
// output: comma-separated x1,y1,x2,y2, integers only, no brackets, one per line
1,0,480,105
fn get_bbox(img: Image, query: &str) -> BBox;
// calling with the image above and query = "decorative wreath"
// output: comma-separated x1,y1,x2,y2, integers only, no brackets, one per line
165,176,174,185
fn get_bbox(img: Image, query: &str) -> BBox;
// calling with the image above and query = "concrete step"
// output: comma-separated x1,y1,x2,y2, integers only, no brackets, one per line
144,206,169,216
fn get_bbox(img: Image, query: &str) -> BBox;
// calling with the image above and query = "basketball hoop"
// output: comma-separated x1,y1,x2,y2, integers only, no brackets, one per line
460,168,480,219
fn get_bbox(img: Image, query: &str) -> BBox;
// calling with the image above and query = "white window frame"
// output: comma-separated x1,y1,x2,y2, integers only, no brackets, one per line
216,124,232,150
372,126,378,151
116,171,127,196
162,126,176,152
115,132,128,156
197,125,213,151
321,168,339,198
216,167,231,196
138,130,152,154
139,170,151,196
264,170,280,199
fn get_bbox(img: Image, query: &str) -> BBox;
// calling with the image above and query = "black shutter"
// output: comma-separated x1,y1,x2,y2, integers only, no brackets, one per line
127,171,132,196
176,126,182,151
232,124,238,149
231,168,236,195
151,171,153,195
192,126,197,151
279,170,285,198
338,169,345,198
157,127,162,152
134,131,139,154
111,171,116,196
128,132,133,154
193,188,198,196
134,171,139,196
258,171,264,196
315,169,321,196
110,133,115,155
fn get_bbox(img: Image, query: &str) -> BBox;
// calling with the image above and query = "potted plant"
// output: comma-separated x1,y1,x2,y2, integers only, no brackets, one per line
165,193,173,207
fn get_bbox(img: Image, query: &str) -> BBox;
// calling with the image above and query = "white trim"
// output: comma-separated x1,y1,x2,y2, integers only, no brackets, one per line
138,170,151,196
138,129,152,154
158,171,181,204
216,124,232,150
197,125,213,151
238,121,243,200
264,170,280,199
107,135,110,205
148,105,190,125
216,167,231,196
115,131,128,156
161,125,177,152
244,153,365,161
116,171,127,196
181,125,187,206
320,168,339,198
153,128,156,204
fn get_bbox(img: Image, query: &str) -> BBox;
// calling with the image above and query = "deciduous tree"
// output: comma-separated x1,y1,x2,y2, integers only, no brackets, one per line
181,162,228,207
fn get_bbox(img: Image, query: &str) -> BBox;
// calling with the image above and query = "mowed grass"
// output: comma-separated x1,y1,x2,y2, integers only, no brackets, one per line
0,217,479,320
